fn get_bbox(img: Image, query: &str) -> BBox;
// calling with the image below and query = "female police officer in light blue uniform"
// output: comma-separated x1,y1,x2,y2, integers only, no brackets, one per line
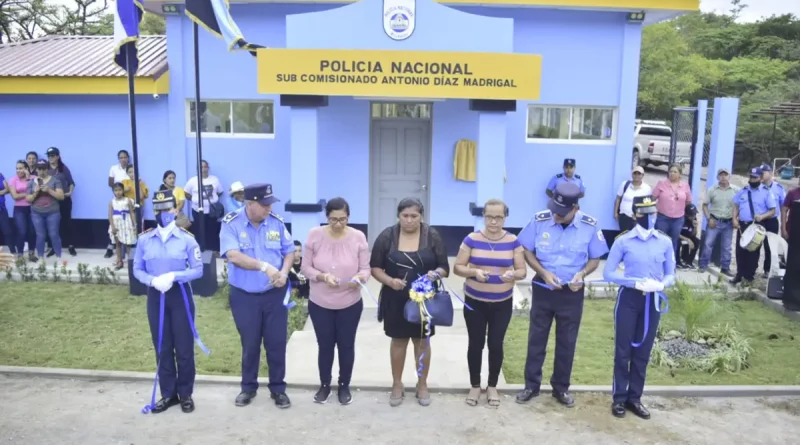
220,183,296,409
133,189,205,414
603,195,676,420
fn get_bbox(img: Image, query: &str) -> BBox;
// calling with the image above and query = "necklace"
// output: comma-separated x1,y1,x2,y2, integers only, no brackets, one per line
481,230,506,251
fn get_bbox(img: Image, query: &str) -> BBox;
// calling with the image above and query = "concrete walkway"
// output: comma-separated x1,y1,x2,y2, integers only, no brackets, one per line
4,375,800,445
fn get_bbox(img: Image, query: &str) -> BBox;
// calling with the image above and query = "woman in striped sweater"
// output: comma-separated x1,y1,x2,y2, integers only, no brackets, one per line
454,199,527,407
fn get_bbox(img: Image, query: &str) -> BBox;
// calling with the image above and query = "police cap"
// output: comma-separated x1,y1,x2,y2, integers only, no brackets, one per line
633,195,657,214
685,203,698,217
244,183,280,206
152,189,176,211
548,182,580,216
563,158,576,168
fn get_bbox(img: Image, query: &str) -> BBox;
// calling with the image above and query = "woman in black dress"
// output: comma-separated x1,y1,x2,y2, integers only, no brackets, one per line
370,198,449,407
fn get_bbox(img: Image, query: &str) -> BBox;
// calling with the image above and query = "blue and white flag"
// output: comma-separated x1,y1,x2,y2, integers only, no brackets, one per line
113,0,144,74
185,0,264,56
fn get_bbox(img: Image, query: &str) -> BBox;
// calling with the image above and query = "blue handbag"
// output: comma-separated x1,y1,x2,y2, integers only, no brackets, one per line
403,280,454,327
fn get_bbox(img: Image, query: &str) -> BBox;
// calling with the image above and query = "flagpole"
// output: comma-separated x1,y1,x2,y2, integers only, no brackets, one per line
125,48,143,231
192,22,207,251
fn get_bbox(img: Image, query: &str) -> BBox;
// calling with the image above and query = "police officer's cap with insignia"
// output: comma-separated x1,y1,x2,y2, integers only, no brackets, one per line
563,158,576,168
632,195,657,214
152,189,176,211
244,183,280,206
548,182,581,216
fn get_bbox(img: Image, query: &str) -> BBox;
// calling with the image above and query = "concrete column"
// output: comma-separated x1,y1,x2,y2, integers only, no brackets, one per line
474,111,507,231
691,100,708,225
612,21,643,222
706,98,740,190
288,106,320,244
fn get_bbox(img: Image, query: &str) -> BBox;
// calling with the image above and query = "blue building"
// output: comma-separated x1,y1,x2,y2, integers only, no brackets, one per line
0,0,702,252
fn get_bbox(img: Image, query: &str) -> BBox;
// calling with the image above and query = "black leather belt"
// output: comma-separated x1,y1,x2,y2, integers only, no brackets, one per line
711,216,732,222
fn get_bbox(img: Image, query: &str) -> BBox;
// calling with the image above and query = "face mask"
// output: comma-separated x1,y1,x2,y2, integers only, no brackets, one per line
636,213,656,231
749,181,760,189
157,211,176,227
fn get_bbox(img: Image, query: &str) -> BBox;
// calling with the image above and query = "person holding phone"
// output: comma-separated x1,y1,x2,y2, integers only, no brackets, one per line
26,160,64,259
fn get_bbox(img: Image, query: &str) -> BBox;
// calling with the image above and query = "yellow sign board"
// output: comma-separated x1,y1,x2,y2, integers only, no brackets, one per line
256,49,542,101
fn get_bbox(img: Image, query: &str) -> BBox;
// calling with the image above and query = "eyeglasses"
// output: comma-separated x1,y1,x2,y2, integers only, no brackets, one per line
484,215,505,223
328,217,348,224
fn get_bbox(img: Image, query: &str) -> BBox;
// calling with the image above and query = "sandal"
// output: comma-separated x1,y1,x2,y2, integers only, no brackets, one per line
487,387,501,407
465,387,481,406
389,385,404,407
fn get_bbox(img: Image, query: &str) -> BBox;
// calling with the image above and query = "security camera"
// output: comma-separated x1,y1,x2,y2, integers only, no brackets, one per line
153,93,160,99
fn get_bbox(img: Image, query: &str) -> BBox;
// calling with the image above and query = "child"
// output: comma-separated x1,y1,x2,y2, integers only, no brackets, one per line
288,240,309,299
123,164,149,231
679,203,700,269
108,183,137,270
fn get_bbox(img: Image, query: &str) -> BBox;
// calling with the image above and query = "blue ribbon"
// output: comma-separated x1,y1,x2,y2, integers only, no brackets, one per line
283,281,296,309
113,209,130,220
141,283,211,414
179,283,211,355
417,336,430,378
353,279,380,319
632,290,669,348
141,292,165,414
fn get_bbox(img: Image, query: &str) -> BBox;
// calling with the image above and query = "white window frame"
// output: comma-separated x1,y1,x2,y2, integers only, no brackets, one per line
185,99,276,139
525,104,618,145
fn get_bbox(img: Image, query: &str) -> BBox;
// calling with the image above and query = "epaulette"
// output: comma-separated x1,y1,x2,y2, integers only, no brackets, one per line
575,174,581,179
556,173,563,178
179,227,194,237
222,210,240,224
270,212,284,223
534,210,552,222
580,214,597,226
775,182,785,189
615,230,629,240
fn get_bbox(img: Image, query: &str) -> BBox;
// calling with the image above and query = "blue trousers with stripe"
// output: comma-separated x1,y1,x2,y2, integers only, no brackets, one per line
612,287,661,404
146,286,196,399
229,285,288,394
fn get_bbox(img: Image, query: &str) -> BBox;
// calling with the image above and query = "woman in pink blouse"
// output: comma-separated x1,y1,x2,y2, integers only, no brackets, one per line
652,163,693,259
7,161,37,261
301,197,370,406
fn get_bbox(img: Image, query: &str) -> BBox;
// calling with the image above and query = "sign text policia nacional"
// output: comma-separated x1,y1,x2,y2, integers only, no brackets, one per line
256,49,542,101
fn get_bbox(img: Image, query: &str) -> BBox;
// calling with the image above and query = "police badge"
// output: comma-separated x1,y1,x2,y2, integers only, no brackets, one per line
383,0,416,41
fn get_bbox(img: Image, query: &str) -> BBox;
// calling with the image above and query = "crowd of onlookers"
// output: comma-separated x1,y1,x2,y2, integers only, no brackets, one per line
0,148,248,269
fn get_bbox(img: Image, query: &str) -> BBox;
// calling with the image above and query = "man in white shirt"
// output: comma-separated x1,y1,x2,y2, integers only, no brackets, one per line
184,160,223,252
105,150,132,258
614,166,652,232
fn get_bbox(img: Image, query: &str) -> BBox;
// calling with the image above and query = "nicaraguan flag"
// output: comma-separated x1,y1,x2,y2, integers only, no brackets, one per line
185,0,264,56
113,0,144,74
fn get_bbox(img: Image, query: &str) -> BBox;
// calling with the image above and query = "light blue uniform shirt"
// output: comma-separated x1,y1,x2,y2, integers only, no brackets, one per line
763,181,786,218
220,208,296,293
547,173,585,195
732,185,777,222
133,225,204,287
517,210,609,284
603,226,676,289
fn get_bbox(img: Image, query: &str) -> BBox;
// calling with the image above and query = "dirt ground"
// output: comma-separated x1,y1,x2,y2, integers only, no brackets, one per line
1,375,799,445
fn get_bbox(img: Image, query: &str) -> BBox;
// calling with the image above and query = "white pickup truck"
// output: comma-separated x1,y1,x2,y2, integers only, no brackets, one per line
647,139,693,168
633,120,693,169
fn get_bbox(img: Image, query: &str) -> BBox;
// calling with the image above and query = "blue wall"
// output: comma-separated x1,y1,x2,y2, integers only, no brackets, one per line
0,95,169,220
1,2,641,235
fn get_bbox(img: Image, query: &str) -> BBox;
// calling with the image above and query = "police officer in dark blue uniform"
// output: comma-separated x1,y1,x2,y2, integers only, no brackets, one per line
516,182,608,407
732,167,777,284
604,195,676,419
220,183,296,409
546,158,585,199
133,189,205,414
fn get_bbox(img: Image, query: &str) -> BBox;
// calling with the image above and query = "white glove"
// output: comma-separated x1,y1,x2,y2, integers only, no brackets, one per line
151,273,175,293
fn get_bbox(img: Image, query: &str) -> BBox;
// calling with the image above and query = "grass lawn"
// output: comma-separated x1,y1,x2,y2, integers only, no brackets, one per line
502,298,800,386
0,282,308,376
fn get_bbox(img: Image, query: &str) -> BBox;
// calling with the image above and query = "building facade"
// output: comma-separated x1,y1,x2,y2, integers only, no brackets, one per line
0,0,700,251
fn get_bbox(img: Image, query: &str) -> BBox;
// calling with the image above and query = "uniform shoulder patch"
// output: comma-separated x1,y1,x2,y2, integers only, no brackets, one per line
556,173,563,178
534,210,552,222
222,210,240,224
179,227,194,237
580,214,597,226
270,212,284,223
615,230,629,241
575,174,581,179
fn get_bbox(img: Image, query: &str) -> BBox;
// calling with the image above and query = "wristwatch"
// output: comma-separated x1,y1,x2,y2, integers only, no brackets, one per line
260,262,269,273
